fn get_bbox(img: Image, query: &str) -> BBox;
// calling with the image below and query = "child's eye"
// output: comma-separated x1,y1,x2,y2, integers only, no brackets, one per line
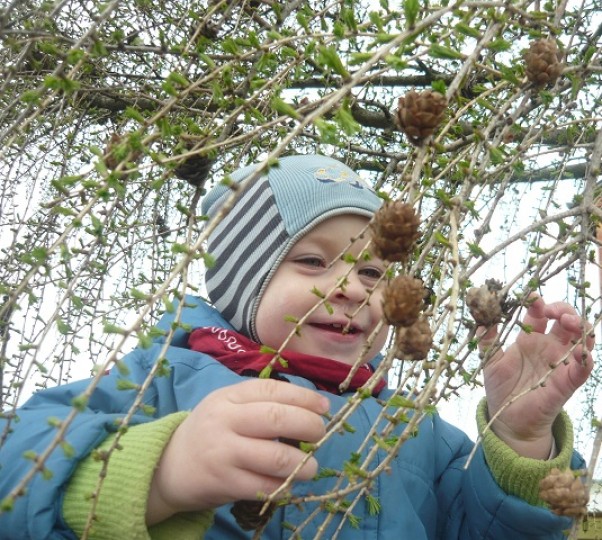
359,266,384,280
295,256,326,268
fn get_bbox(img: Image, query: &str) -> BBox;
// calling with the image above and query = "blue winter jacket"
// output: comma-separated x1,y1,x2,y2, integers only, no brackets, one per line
0,295,581,539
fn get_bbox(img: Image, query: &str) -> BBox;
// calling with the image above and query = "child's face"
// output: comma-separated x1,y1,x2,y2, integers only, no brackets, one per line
255,214,388,366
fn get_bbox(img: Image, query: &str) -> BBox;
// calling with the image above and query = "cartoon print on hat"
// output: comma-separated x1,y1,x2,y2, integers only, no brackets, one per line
314,164,370,190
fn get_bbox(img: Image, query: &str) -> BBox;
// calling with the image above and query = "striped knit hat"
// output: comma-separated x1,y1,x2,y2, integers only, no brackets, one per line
202,154,382,340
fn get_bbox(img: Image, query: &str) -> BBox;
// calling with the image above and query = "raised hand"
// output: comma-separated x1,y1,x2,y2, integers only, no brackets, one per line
146,379,329,525
479,296,594,459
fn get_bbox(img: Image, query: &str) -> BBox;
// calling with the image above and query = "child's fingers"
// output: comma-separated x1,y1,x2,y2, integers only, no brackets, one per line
520,295,548,333
226,378,330,415
568,344,594,387
216,462,315,503
522,299,593,347
559,312,595,345
232,401,326,443
545,311,594,347
542,300,580,321
234,439,319,481
476,325,504,360
225,470,297,502
542,301,591,336
476,325,497,349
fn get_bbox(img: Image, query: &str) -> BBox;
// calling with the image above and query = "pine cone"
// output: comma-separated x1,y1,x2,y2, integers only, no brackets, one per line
174,151,214,188
466,279,504,327
370,201,421,262
103,133,143,171
524,38,563,88
394,316,433,360
382,276,425,327
395,90,447,144
231,437,299,530
231,500,276,531
103,133,121,171
539,468,588,518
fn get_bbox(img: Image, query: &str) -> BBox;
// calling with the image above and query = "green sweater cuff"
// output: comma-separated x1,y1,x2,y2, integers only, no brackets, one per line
63,412,214,540
476,398,573,506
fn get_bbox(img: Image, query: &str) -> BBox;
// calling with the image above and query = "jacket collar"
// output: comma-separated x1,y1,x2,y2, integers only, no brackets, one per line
153,295,233,349
153,294,385,370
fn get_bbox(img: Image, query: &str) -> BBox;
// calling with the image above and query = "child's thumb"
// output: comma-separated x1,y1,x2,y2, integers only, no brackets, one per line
476,325,502,359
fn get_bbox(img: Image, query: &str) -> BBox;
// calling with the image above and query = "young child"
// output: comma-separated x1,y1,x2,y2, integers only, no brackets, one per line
0,154,594,539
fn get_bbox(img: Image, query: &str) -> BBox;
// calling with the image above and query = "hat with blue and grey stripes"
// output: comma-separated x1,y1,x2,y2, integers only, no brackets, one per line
202,154,383,340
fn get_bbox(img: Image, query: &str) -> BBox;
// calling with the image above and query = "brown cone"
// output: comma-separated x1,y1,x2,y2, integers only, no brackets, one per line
104,133,143,171
174,152,214,188
370,201,421,262
524,38,563,87
382,276,425,327
230,436,300,530
231,500,276,531
395,90,447,144
394,316,433,360
466,279,504,327
539,468,588,518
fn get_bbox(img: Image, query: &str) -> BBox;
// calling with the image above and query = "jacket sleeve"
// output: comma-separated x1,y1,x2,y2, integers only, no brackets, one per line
62,412,213,540
0,374,143,540
0,343,239,540
434,400,584,539
476,397,575,505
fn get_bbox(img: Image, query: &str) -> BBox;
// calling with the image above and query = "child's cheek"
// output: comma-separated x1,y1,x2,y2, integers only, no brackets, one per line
370,324,390,358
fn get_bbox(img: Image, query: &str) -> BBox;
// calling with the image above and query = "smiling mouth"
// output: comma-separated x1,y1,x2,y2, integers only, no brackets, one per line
310,322,360,335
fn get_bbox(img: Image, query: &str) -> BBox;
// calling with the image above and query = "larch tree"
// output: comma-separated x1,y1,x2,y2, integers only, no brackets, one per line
0,0,600,537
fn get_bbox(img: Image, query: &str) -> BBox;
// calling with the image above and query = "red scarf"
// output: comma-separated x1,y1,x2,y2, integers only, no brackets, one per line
188,327,386,396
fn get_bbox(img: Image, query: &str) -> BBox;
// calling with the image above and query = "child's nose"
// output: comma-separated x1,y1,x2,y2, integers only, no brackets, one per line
330,271,366,304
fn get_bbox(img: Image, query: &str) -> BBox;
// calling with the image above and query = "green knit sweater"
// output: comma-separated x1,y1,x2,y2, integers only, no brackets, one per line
62,399,573,539
63,413,213,540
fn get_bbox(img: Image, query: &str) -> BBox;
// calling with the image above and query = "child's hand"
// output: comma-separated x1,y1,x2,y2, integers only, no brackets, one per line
480,296,594,459
146,379,329,525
